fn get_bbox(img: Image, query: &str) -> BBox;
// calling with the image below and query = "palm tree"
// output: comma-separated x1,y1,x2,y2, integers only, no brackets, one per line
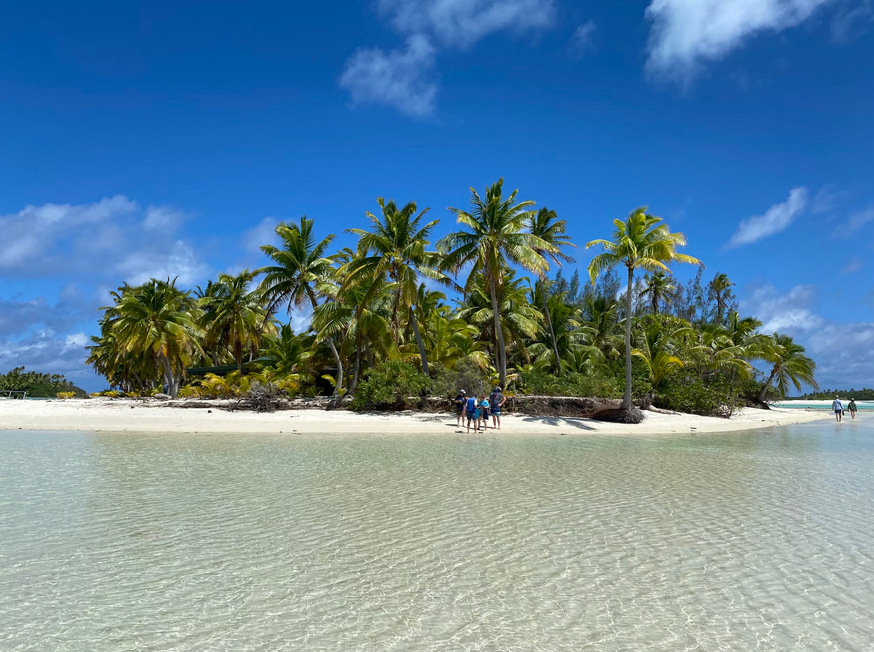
342,198,447,376
199,269,269,371
455,271,543,371
587,208,702,417
757,333,818,401
439,179,554,388
257,217,345,395
103,279,201,398
640,271,676,315
710,273,735,325
631,321,692,391
526,207,576,374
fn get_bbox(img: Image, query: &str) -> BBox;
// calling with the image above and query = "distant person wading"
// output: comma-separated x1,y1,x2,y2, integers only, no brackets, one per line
832,396,843,422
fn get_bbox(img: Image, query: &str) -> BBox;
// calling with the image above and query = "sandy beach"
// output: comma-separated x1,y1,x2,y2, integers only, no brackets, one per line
0,398,831,435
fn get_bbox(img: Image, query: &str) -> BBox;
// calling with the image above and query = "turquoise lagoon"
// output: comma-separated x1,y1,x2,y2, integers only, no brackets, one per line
1,421,872,651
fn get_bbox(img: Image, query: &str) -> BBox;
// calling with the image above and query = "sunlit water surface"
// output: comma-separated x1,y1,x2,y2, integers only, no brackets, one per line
2,421,873,651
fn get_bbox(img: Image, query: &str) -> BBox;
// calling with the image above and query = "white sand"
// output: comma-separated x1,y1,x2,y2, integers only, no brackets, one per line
0,398,831,436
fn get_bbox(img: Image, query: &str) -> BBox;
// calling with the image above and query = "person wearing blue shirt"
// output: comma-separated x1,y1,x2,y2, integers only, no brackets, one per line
832,396,843,422
464,395,480,433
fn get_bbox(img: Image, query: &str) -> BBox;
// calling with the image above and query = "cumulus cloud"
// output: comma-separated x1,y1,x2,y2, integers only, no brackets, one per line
567,21,597,59
645,0,839,84
728,187,808,247
0,196,213,389
377,0,555,48
804,321,874,389
0,196,208,283
341,0,555,115
340,35,438,117
0,329,96,382
741,283,824,333
740,283,874,389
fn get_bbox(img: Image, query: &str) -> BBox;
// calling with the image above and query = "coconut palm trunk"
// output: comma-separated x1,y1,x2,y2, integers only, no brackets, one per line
541,288,563,374
488,279,507,387
409,307,429,377
307,288,343,396
757,367,778,402
622,266,634,410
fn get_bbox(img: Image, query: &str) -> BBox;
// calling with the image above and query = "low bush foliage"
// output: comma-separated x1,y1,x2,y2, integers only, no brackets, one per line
350,361,431,411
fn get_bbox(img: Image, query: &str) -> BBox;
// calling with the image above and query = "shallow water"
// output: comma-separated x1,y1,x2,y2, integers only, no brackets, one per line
2,422,873,651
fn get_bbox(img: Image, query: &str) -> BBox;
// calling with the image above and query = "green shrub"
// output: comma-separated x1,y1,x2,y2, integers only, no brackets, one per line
655,374,741,417
56,391,76,400
429,357,489,398
518,370,621,398
350,361,431,411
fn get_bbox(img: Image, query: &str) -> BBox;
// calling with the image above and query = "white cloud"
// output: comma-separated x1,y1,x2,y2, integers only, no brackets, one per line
741,283,824,333
804,321,874,389
567,21,597,59
114,240,208,286
645,0,839,84
0,329,95,382
740,283,874,390
377,0,555,47
341,0,554,115
842,208,874,235
728,187,808,247
0,196,209,283
241,217,280,255
144,205,186,231
340,35,438,117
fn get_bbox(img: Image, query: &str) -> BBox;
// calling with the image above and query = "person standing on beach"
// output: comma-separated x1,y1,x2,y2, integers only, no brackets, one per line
464,394,479,433
848,398,857,420
479,394,490,430
832,396,843,422
490,386,506,430
454,390,466,427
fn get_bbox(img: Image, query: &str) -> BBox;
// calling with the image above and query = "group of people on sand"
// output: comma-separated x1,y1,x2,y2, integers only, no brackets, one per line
453,387,507,433
831,396,858,422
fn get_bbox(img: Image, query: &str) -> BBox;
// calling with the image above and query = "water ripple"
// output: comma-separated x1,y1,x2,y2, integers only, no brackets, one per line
2,424,874,650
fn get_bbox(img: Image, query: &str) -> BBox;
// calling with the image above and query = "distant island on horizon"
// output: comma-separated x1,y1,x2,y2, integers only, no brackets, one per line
796,389,874,400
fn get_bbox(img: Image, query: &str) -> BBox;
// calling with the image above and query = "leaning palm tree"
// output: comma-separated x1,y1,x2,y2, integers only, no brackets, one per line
757,333,818,401
439,179,554,388
587,208,702,421
257,217,344,395
640,271,676,315
342,198,447,376
526,207,576,374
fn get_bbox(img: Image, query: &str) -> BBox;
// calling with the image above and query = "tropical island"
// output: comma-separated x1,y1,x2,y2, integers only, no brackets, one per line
70,179,822,429
0,367,85,398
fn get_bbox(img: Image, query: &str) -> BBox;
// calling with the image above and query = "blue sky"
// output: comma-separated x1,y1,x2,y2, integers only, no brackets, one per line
1,0,873,392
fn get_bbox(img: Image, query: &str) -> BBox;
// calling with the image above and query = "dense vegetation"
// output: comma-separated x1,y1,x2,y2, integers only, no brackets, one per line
0,367,85,398
799,388,874,400
86,179,819,418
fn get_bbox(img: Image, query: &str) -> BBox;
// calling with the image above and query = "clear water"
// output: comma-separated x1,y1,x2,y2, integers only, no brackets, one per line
775,401,874,410
2,423,873,651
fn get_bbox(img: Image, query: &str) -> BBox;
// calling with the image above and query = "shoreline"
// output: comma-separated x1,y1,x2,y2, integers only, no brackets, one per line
1,398,832,436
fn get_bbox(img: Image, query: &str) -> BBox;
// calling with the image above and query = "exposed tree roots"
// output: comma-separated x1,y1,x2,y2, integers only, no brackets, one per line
590,407,645,424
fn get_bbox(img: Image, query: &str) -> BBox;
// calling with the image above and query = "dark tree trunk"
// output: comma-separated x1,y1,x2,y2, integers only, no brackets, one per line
622,266,634,410
489,280,507,388
410,307,429,377
541,283,562,375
